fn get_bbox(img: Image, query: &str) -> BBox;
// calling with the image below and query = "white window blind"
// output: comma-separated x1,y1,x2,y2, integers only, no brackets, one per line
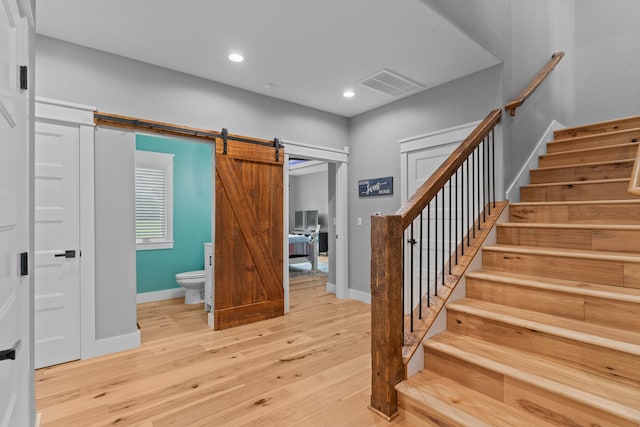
135,150,174,250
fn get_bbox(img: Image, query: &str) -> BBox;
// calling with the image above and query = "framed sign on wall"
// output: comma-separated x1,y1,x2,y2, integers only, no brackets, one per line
359,176,393,198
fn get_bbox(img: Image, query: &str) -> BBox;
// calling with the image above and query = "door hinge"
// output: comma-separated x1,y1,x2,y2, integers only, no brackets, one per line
19,252,28,276
19,66,28,90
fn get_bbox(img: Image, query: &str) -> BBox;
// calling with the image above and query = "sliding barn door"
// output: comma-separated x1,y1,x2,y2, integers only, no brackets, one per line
214,137,284,330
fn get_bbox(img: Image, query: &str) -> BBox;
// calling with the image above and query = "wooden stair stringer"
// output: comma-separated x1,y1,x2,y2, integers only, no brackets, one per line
400,201,508,366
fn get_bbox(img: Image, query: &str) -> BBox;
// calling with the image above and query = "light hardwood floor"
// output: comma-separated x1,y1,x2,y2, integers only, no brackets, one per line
35,274,409,426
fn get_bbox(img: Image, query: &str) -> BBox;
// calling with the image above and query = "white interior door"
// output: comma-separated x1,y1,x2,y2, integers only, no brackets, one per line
0,1,32,425
404,132,468,313
34,121,81,369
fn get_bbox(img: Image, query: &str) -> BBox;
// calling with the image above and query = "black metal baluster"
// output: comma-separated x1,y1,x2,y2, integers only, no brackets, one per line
455,170,458,264
427,204,431,308
419,212,423,319
402,234,405,344
434,194,438,297
409,223,414,332
485,135,490,216
441,189,445,287
448,177,452,275
461,164,465,255
476,146,481,231
482,139,486,222
467,158,470,246
472,150,476,237
492,129,496,208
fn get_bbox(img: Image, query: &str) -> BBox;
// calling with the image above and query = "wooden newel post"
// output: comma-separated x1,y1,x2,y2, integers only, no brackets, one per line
369,214,404,420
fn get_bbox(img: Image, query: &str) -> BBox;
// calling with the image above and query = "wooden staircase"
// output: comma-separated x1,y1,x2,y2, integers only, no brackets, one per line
395,117,640,426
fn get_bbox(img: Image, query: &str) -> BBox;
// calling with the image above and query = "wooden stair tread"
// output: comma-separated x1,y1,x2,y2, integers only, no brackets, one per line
396,370,557,427
547,128,640,152
497,222,640,231
484,243,640,263
523,177,629,188
541,142,638,158
533,158,635,172
555,116,640,140
424,332,640,414
446,298,640,353
466,269,640,302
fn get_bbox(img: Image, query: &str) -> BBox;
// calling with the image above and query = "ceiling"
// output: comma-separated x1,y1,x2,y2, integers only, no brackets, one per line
35,0,500,118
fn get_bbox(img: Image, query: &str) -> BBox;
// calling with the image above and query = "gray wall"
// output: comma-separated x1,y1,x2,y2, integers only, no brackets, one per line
348,65,503,293
290,170,329,231
36,36,349,150
574,0,640,123
94,128,137,340
36,36,349,340
422,0,576,186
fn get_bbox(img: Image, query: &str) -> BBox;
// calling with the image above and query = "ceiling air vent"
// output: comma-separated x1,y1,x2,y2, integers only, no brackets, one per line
359,69,423,97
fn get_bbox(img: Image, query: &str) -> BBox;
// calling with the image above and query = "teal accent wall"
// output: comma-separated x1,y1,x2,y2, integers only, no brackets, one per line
135,134,212,294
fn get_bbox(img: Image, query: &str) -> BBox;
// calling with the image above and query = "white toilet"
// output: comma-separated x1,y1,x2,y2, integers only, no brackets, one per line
175,270,205,304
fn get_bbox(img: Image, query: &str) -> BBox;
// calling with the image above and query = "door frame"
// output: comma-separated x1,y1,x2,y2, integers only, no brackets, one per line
399,120,480,314
282,140,349,311
400,120,481,204
34,97,99,359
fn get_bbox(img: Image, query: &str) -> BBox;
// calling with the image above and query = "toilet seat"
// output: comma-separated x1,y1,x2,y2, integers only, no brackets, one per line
176,270,205,284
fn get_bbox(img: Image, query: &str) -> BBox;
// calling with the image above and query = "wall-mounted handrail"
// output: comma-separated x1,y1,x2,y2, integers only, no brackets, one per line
504,52,564,117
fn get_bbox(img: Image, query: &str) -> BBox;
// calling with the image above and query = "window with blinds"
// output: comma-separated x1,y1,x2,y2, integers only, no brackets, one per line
135,150,174,250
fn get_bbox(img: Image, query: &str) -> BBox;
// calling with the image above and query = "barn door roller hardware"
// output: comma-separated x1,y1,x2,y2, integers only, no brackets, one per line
274,138,281,161
222,128,228,155
93,112,282,160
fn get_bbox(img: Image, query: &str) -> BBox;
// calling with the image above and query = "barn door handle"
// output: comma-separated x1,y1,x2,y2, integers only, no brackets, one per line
54,250,76,258
0,341,20,361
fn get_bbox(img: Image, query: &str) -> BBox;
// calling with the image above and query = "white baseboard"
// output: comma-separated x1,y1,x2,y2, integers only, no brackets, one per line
325,282,336,294
349,288,371,304
83,330,141,359
505,120,565,202
35,412,42,427
327,282,371,304
136,287,185,304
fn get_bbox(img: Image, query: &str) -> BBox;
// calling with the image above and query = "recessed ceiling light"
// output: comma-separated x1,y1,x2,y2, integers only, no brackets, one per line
228,53,244,63
343,90,355,98
263,82,275,89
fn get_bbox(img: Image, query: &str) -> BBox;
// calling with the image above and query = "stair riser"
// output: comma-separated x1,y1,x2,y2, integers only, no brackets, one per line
482,249,640,288
529,161,634,184
423,348,635,427
538,145,638,168
496,226,640,253
520,181,635,202
509,204,640,225
445,310,640,385
547,131,640,153
398,395,470,427
466,278,639,330
555,117,640,140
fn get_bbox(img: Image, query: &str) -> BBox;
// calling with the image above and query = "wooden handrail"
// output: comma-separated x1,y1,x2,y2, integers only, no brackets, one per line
397,109,502,229
370,109,502,419
628,145,640,196
505,52,565,117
